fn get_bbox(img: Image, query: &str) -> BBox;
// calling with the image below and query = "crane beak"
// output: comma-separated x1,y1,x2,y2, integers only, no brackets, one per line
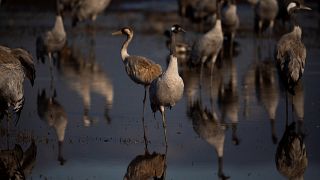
181,28,186,33
300,5,312,11
112,30,122,36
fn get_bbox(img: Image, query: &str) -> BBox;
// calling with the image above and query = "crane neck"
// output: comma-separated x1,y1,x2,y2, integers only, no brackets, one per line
216,0,222,20
121,33,132,60
166,55,179,76
53,16,65,35
170,31,177,57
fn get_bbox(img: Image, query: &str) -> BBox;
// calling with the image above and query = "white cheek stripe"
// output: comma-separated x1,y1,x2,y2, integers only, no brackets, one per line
287,2,297,12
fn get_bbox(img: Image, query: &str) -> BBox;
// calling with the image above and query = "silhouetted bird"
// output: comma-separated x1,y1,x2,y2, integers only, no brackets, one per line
36,15,66,64
254,0,279,34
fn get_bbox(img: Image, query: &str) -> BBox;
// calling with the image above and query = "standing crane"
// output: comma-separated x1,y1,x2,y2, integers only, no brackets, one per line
112,27,162,114
149,25,185,146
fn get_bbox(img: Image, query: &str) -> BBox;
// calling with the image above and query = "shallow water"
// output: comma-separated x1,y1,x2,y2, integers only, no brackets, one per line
0,1,320,180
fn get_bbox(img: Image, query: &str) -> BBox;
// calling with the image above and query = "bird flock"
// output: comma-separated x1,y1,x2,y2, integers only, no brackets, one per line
0,0,315,179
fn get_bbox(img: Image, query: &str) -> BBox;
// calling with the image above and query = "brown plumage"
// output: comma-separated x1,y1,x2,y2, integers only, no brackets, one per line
112,27,162,111
0,140,37,180
275,122,307,180
0,45,35,119
275,26,306,94
124,152,166,180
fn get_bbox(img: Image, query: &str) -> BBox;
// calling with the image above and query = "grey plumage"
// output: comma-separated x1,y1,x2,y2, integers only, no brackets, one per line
149,25,185,145
70,0,112,26
0,45,35,118
36,15,66,63
190,18,223,67
113,27,162,111
275,26,306,94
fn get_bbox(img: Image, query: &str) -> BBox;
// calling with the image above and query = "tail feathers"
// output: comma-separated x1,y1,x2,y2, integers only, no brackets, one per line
12,48,36,86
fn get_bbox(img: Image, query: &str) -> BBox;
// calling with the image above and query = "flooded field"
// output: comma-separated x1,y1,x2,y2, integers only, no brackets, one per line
0,0,320,179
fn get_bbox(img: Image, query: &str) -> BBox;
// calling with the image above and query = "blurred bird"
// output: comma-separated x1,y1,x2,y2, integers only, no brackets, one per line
112,27,162,114
70,0,112,26
254,0,279,35
36,14,66,67
189,0,223,84
0,45,35,120
149,25,185,145
221,0,239,43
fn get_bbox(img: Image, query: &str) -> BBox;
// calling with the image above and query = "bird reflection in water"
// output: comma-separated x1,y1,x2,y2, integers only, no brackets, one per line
0,140,37,180
37,89,67,165
124,150,166,180
124,134,166,180
255,57,280,144
188,100,229,180
218,42,240,145
275,122,307,180
58,36,113,126
243,43,280,144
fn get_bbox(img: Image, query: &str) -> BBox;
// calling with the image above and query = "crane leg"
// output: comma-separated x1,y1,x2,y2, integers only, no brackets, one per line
142,115,148,152
142,86,147,116
285,91,288,127
270,118,278,144
160,107,168,147
49,53,54,82
199,62,204,102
